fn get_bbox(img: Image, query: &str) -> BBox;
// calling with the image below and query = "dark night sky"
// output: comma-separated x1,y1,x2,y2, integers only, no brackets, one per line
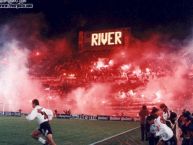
1,0,193,40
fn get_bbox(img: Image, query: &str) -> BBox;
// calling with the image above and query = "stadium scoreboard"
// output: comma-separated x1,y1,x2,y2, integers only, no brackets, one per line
79,28,130,52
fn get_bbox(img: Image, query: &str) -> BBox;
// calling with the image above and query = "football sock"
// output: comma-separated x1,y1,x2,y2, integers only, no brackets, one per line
38,137,46,144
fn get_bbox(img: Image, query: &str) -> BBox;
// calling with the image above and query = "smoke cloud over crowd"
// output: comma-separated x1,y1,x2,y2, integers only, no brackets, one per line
0,14,192,115
0,40,43,112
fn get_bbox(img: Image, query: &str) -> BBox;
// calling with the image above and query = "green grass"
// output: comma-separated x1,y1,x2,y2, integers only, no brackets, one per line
0,117,140,145
98,128,149,145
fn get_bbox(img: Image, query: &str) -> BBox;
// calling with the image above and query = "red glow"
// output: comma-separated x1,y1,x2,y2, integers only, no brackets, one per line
94,58,109,70
121,64,131,71
1,27,193,117
36,51,40,56
108,59,114,66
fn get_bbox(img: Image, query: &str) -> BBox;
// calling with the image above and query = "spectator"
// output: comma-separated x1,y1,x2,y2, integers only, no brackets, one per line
178,111,193,145
139,105,149,141
146,114,159,145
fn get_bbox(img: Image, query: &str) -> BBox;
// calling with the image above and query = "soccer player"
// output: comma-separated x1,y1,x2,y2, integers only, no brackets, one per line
152,107,176,145
26,99,56,145
160,104,177,129
160,103,177,144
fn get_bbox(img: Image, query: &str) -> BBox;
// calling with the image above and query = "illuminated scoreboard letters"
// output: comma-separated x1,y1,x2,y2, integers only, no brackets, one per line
78,28,129,51
91,31,122,46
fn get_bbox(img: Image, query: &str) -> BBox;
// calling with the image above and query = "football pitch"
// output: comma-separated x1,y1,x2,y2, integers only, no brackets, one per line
0,117,147,145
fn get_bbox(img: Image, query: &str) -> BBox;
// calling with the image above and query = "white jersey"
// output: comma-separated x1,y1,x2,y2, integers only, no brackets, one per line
154,116,173,141
150,124,159,134
26,105,53,125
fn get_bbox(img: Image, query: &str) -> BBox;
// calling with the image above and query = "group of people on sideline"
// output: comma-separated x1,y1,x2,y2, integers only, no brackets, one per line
139,104,193,145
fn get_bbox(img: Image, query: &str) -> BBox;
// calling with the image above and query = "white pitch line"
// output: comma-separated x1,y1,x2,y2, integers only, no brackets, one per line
89,126,140,145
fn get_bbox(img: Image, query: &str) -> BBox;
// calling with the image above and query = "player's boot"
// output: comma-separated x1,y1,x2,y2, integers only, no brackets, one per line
44,142,49,145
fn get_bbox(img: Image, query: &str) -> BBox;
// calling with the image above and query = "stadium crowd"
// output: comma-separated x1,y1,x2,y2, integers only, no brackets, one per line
32,53,177,99
139,104,193,145
27,52,193,117
31,50,176,90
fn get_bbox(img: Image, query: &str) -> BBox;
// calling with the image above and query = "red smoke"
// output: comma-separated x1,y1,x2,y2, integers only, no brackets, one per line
0,14,192,116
